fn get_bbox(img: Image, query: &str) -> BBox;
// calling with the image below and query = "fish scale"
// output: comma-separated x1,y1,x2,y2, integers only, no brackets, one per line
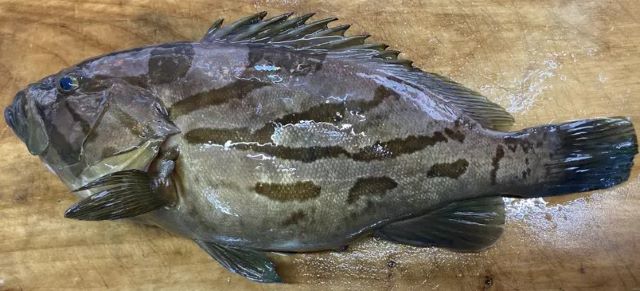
3,12,636,283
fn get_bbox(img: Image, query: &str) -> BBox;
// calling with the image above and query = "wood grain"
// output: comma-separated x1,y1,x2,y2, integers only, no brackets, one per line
1,0,639,290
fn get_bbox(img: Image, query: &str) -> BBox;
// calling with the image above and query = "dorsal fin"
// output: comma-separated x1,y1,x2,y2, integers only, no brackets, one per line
200,12,514,130
200,11,393,60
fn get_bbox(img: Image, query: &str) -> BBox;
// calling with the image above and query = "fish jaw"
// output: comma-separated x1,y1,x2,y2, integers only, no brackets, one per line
4,90,50,155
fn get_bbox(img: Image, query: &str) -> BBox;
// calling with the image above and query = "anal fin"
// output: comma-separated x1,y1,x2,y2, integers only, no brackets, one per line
195,240,281,283
375,197,505,252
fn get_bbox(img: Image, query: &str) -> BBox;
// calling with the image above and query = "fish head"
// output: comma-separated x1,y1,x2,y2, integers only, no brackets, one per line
5,64,179,187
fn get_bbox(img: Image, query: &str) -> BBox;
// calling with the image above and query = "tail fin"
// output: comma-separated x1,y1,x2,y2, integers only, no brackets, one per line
517,117,637,197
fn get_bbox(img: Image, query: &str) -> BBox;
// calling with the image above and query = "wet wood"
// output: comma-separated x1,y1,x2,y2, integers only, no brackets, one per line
1,0,639,290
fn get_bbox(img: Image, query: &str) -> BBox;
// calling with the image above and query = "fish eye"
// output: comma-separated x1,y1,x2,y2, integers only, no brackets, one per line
58,75,79,93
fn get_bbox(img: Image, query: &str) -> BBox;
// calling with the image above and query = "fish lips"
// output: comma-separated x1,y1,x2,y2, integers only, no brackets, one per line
4,91,50,155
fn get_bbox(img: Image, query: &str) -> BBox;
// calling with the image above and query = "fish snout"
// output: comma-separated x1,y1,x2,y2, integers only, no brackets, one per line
4,104,15,129
4,90,49,155
5,93,22,131
4,91,26,131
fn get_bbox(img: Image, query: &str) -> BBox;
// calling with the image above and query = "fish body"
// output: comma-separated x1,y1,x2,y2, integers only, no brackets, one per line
113,42,504,250
4,12,637,282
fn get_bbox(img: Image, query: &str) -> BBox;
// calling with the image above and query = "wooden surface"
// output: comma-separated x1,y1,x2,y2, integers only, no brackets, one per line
1,0,639,290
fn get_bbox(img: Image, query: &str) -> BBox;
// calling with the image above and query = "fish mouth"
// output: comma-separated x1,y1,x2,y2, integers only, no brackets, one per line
4,90,49,155
4,103,16,130
4,91,24,132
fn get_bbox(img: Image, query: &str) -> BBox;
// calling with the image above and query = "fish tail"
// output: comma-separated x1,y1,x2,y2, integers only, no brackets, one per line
504,117,637,197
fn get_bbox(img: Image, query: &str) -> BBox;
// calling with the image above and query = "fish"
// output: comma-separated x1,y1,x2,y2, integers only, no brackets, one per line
3,11,638,283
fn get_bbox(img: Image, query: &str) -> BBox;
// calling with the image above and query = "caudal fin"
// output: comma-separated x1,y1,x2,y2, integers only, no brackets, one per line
518,117,637,197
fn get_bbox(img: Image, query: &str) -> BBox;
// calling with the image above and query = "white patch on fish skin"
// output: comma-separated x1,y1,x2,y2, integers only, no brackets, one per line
276,164,296,173
271,121,362,149
327,93,352,102
273,239,304,250
223,140,233,150
203,187,238,217
246,153,275,161
198,143,223,151
270,124,284,145
254,64,281,72
214,235,251,244
266,74,283,83
254,102,263,115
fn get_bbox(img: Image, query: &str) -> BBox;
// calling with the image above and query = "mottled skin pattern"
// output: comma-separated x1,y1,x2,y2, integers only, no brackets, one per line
6,41,551,251
84,42,550,251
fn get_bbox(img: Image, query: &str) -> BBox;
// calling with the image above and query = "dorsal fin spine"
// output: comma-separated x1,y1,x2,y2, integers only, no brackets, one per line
311,24,350,37
250,13,315,40
270,17,338,42
201,18,224,41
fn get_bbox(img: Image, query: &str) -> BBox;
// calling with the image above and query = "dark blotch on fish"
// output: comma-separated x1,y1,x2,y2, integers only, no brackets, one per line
444,127,465,143
353,132,448,161
347,176,398,204
254,181,321,202
281,210,306,226
490,145,505,185
64,101,92,135
122,75,149,88
101,146,118,157
44,113,82,165
426,159,469,178
170,79,267,119
504,136,533,153
505,141,517,153
148,45,195,84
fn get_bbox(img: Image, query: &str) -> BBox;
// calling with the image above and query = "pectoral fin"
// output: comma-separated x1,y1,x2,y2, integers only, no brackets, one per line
195,240,282,283
375,197,505,251
65,170,169,220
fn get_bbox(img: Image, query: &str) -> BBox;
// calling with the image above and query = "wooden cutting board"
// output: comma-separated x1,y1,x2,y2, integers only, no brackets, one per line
1,0,639,290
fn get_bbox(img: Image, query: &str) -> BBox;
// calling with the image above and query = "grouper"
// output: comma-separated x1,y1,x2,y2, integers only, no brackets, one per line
4,12,637,282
